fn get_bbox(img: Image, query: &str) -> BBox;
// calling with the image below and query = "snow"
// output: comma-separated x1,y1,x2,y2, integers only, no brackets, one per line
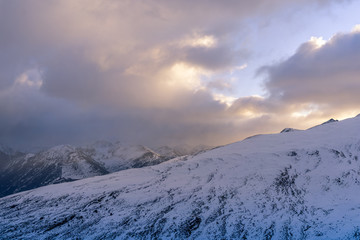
79,142,169,173
2,116,360,238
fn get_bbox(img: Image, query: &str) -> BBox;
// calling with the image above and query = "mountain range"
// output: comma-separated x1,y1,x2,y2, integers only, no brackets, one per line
0,142,210,198
1,116,360,239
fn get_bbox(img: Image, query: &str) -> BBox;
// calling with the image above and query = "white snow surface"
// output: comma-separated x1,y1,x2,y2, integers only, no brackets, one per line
2,117,360,239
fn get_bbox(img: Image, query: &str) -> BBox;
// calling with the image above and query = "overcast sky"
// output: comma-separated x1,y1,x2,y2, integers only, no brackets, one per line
1,0,359,150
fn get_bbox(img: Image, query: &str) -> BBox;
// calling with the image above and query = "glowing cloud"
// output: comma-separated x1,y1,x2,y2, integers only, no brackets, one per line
352,24,360,33
178,33,218,49
165,62,208,91
291,104,320,118
309,36,326,49
236,64,248,71
14,69,43,89
213,93,236,107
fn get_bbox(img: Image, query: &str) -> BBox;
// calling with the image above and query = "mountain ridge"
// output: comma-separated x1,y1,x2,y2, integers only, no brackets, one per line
1,116,360,238
0,142,211,198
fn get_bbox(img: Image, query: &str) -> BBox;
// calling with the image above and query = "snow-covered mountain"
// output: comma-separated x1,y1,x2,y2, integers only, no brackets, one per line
81,141,168,172
2,116,360,239
0,142,181,198
0,144,108,198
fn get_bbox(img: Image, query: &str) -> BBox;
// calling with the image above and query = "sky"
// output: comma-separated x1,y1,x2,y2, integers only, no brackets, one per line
0,0,360,150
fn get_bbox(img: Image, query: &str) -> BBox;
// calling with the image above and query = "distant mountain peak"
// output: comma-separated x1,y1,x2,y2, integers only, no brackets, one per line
321,118,338,125
306,118,339,130
280,128,299,133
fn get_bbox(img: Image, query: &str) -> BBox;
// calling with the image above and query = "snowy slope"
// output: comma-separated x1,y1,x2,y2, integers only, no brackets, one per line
2,117,360,239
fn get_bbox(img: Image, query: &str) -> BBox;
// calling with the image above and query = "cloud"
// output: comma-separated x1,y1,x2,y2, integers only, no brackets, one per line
229,96,282,117
262,29,360,116
220,26,360,133
0,0,349,149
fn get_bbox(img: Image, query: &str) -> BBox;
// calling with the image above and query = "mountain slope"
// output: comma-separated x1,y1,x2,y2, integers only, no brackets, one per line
2,117,360,239
82,141,168,172
0,145,109,198
0,143,173,198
